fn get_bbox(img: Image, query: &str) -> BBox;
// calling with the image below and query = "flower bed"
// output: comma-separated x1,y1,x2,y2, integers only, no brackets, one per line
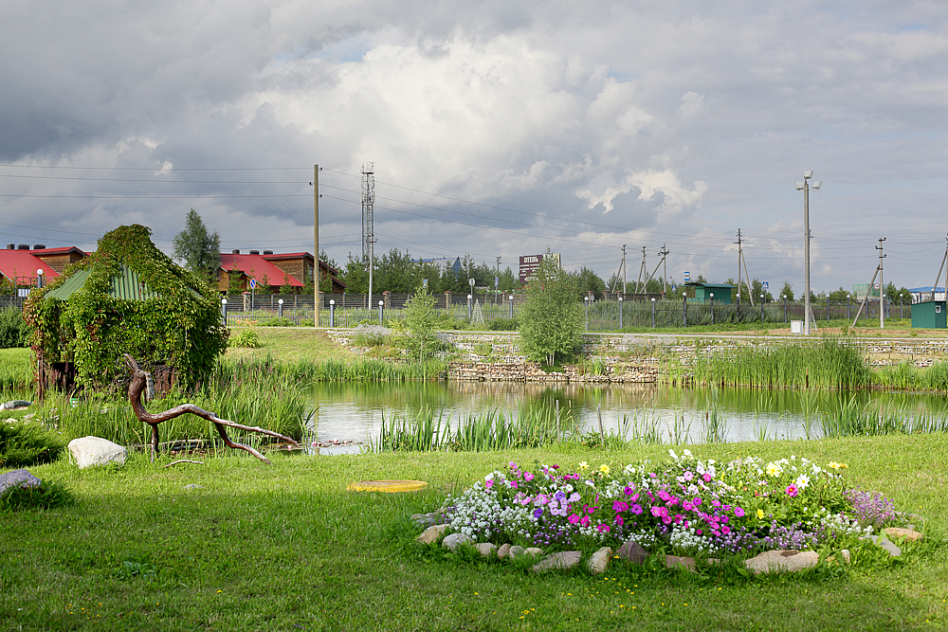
441,450,901,558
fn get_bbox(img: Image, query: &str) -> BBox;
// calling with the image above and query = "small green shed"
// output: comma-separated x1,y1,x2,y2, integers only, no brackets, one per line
911,301,947,329
684,282,735,305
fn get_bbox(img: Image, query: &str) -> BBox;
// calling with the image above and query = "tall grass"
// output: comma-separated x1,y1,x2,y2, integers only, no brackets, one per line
373,405,575,452
819,396,948,437
875,359,948,391
0,348,32,391
687,336,871,389
217,355,448,383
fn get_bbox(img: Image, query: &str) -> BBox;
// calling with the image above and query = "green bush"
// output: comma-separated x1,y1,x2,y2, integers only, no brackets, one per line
0,307,29,348
0,420,67,467
0,479,76,512
353,325,391,347
486,317,518,331
260,317,293,327
228,330,260,348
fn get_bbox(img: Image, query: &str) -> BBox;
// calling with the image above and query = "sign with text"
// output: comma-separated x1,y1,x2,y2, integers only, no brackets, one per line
519,253,561,283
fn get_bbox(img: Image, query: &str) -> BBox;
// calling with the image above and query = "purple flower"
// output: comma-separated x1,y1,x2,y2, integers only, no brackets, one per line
631,504,643,515
734,507,745,518
533,508,544,519
613,501,629,513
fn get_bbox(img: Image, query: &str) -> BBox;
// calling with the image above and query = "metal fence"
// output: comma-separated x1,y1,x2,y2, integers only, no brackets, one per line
3,291,908,330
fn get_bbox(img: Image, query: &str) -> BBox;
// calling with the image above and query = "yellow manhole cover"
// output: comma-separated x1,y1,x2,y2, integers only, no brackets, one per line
347,480,428,493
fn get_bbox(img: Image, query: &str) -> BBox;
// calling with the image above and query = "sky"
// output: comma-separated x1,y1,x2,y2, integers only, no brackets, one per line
2,0,948,294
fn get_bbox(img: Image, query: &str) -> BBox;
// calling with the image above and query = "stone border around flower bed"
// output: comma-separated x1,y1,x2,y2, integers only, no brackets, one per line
412,516,924,576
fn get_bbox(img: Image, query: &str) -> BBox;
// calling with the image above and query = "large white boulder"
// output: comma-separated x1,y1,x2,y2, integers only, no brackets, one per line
68,436,128,469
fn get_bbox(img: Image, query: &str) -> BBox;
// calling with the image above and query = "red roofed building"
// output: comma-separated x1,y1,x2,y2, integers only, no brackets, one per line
0,248,61,288
31,246,88,274
217,250,345,294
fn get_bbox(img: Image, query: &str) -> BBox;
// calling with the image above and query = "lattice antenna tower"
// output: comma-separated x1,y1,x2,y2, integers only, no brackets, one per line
361,163,375,260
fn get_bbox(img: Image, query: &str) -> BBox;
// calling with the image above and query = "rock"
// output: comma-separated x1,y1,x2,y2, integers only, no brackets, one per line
532,551,582,573
525,547,543,557
616,541,650,565
67,437,128,469
0,400,31,411
475,543,497,558
497,544,512,559
508,545,526,559
183,484,203,490
745,550,819,574
587,547,613,575
883,527,923,542
411,510,448,528
415,524,450,545
442,532,474,551
860,535,902,557
665,555,696,571
0,469,41,495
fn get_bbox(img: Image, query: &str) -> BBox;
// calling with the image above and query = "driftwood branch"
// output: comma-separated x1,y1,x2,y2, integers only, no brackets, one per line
163,460,205,468
124,354,301,465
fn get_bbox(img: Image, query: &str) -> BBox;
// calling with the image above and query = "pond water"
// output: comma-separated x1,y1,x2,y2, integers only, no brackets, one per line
309,381,948,454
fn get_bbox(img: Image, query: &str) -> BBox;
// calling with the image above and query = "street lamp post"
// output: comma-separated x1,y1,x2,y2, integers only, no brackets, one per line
783,294,788,323
710,293,715,326
618,296,624,330
278,298,284,319
508,294,514,319
329,299,335,327
682,291,687,327
467,294,473,321
760,294,764,322
36,268,44,289
796,172,823,336
584,296,589,330
651,297,656,328
378,299,384,325
220,298,227,325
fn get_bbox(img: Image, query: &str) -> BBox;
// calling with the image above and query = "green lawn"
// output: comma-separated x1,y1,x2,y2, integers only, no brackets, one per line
2,435,946,631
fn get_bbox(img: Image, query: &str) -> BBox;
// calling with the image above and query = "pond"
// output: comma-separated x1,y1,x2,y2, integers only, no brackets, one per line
309,381,948,454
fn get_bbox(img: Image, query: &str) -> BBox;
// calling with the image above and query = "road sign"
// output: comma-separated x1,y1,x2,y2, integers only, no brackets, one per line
469,278,475,288
494,276,499,287
249,278,257,290
763,281,769,290
684,271,690,283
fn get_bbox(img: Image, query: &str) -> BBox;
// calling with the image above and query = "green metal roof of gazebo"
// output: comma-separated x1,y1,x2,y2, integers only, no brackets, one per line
44,264,177,301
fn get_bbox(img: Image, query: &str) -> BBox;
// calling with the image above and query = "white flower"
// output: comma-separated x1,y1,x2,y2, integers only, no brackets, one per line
795,474,810,489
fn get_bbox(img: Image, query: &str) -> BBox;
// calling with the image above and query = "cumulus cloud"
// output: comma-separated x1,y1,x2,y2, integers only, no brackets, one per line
1,0,948,290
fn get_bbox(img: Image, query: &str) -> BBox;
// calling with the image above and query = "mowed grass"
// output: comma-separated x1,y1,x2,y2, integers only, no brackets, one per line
2,435,947,632
223,327,357,363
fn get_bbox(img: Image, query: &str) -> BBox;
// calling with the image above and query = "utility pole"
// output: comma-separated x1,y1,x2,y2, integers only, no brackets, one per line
659,244,669,293
362,163,375,309
851,238,886,328
736,229,743,306
877,237,886,329
610,245,627,296
796,172,822,335
932,234,948,302
313,164,319,327
496,256,501,304
635,246,647,294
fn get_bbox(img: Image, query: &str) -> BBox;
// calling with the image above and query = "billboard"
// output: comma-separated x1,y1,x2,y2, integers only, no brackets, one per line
519,253,561,283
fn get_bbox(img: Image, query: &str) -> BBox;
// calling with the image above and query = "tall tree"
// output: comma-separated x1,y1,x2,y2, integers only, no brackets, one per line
780,280,795,302
172,209,221,285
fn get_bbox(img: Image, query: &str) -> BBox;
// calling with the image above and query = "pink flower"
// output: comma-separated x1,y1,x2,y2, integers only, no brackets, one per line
692,497,702,506
631,504,643,515
580,516,590,527
485,479,493,489
682,502,694,512
786,484,799,498
615,515,625,527
613,501,629,513
597,524,611,533
734,507,745,518
524,472,534,482
703,473,712,482
568,514,581,524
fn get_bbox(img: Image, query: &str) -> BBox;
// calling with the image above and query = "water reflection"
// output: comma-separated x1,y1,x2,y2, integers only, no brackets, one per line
309,381,948,452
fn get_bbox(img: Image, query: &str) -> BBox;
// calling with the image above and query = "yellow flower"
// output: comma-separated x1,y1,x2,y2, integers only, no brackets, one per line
599,464,611,476
579,461,589,471
757,508,765,520
828,461,848,470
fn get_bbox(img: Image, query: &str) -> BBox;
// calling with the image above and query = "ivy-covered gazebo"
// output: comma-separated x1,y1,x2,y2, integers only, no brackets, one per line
25,224,228,394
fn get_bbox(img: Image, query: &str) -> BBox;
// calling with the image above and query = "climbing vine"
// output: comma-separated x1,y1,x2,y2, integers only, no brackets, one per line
24,224,228,390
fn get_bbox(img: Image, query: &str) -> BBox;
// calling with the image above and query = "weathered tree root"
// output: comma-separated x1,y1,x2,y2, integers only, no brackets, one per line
124,354,301,465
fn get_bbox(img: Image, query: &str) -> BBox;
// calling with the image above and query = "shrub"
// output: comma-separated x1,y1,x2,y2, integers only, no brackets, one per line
352,325,391,348
0,479,76,512
0,420,67,467
260,317,293,327
228,330,260,348
0,307,29,348
486,318,518,331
